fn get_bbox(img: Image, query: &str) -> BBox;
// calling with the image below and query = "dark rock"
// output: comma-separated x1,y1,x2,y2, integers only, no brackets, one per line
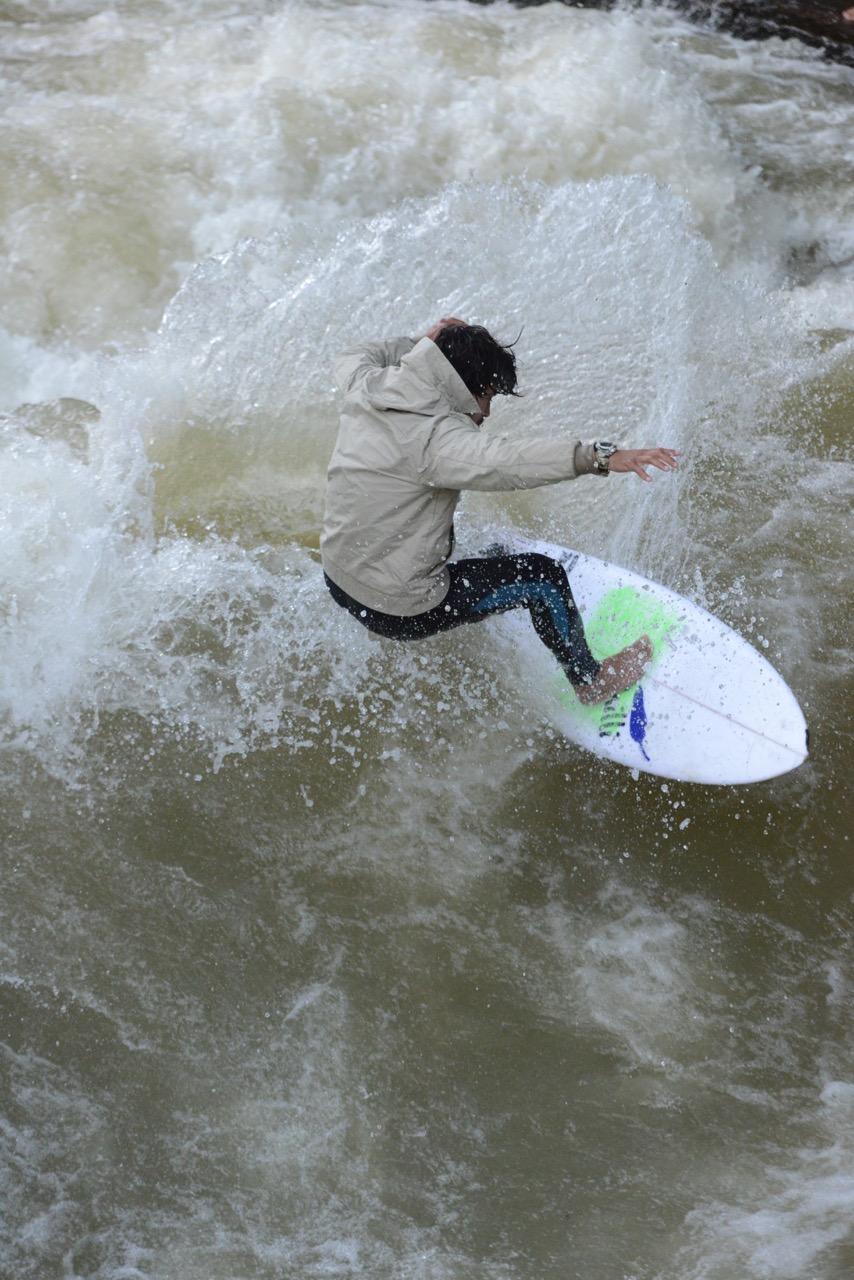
678,0,854,65
505,0,854,67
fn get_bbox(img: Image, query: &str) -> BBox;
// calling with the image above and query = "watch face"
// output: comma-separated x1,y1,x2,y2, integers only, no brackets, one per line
594,441,617,473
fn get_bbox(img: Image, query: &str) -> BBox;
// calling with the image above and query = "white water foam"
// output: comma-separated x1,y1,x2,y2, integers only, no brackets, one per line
0,175,811,778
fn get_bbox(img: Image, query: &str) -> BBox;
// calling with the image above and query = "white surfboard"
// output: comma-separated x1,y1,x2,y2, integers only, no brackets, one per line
497,538,808,785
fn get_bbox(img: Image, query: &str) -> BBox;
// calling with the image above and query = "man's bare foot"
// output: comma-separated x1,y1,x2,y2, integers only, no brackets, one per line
574,636,653,707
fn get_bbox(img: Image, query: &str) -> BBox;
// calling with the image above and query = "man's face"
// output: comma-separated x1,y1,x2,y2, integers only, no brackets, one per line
471,387,495,425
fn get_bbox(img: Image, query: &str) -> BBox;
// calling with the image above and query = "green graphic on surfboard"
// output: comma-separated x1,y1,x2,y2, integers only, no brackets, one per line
557,586,681,739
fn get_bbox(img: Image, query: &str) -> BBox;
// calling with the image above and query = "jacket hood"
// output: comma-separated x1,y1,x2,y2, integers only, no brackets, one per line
364,336,480,418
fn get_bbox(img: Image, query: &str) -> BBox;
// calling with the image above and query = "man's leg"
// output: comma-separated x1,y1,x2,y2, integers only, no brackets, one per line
439,554,652,703
324,559,649,703
446,553,600,684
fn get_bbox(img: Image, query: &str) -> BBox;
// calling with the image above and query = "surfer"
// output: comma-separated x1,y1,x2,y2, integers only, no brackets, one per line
321,318,678,705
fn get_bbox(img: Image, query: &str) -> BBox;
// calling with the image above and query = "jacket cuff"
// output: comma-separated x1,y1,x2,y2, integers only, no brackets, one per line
573,442,603,476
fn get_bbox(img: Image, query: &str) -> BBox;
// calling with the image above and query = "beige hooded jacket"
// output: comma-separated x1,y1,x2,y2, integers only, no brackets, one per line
320,335,600,617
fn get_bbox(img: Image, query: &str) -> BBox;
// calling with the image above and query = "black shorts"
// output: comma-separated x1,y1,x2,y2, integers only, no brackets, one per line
325,552,600,686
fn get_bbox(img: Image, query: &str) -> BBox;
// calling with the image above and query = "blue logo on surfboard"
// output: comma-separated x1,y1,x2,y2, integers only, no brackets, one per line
629,686,650,761
596,684,650,762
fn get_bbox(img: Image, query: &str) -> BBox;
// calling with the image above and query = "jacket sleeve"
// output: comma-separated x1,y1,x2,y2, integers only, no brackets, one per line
333,337,417,395
421,414,600,491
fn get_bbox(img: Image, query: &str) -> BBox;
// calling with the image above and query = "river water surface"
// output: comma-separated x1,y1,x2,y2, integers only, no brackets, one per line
1,2,853,1278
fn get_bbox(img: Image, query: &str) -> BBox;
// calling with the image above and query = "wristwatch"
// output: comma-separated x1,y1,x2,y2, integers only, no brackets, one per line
593,440,618,474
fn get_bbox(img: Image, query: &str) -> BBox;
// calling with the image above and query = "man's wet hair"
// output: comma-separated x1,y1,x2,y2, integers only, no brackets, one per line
434,324,519,398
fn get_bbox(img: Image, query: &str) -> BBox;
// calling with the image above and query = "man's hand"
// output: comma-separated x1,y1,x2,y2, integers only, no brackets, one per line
425,317,468,342
610,448,679,481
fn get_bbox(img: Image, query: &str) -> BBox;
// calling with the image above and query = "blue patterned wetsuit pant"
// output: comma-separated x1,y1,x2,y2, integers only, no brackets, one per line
325,552,600,686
